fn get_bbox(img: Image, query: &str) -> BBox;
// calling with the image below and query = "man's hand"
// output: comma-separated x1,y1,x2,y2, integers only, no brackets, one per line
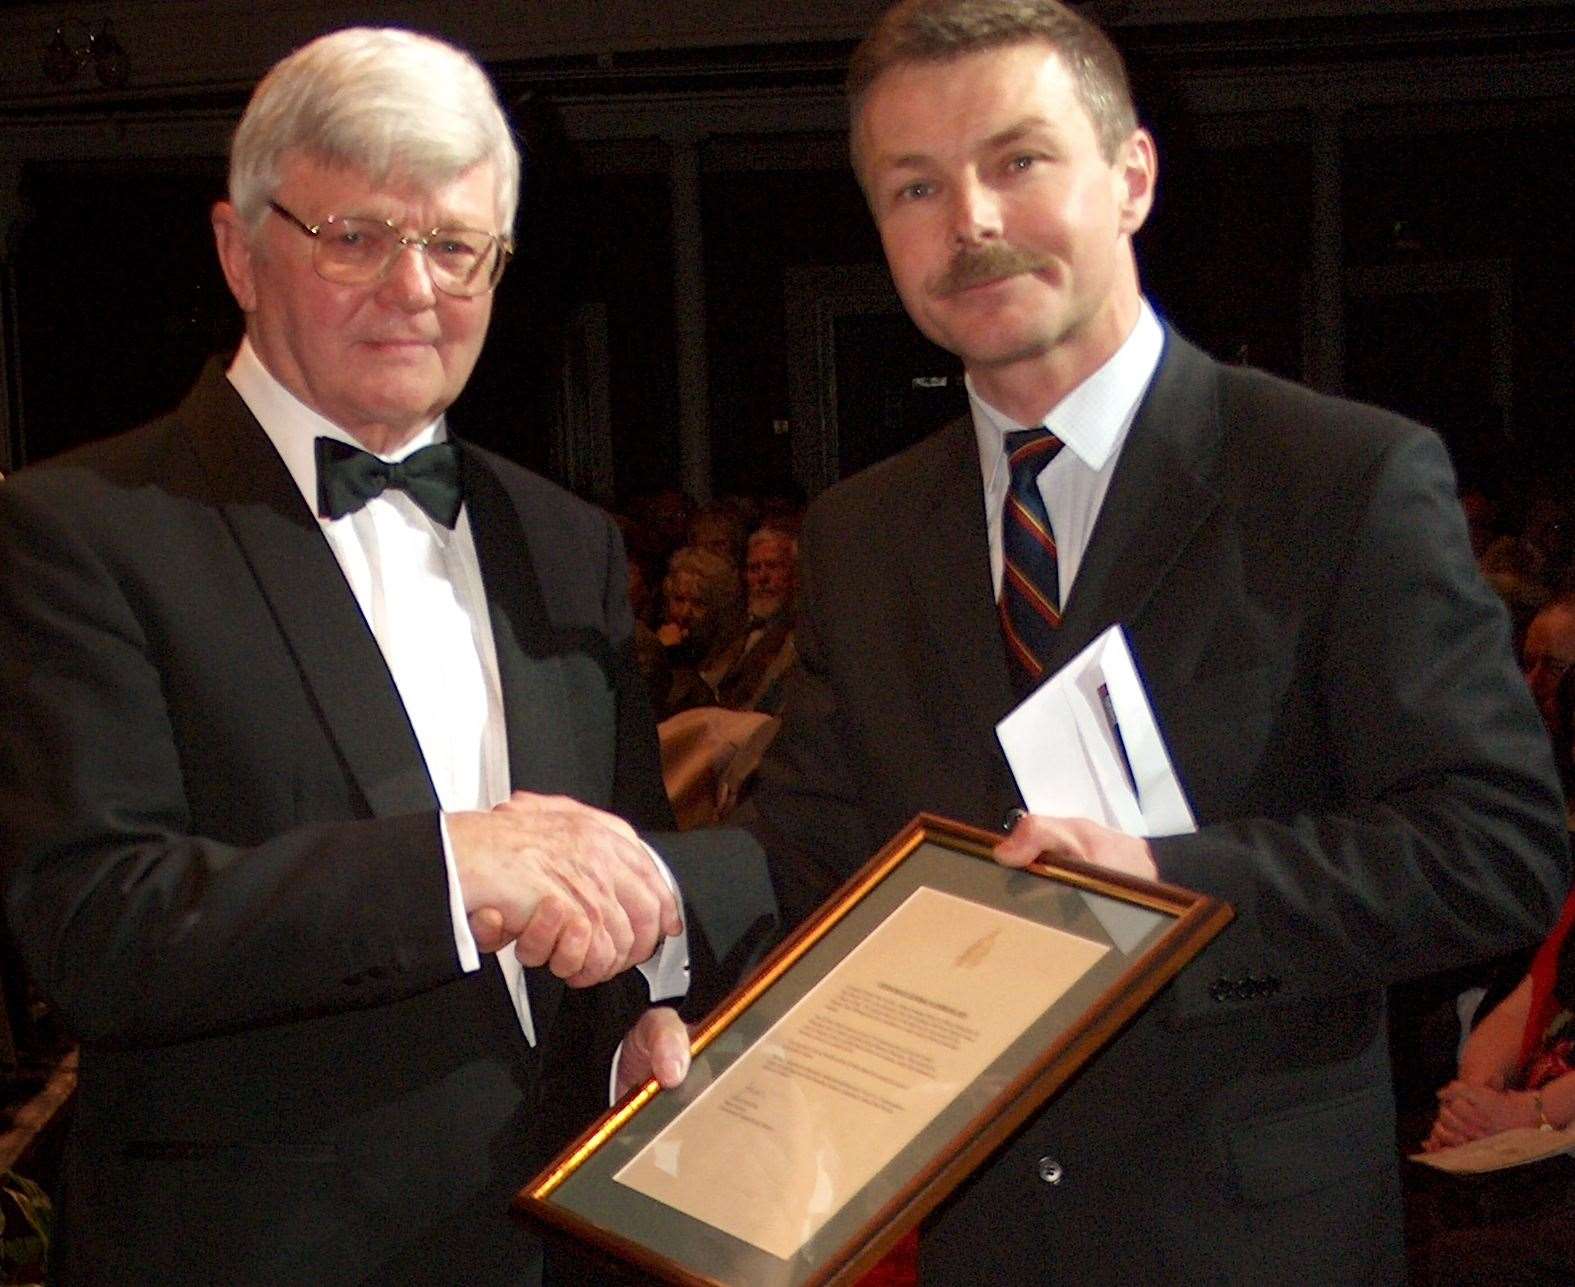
615,1007,692,1099
995,813,1158,881
448,792,682,988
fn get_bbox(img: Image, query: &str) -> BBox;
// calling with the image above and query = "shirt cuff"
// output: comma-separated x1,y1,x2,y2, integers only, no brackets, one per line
636,839,691,1003
440,812,481,973
442,820,686,994
609,1039,626,1106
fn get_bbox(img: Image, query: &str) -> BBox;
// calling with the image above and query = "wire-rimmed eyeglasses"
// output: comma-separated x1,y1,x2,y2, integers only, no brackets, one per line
267,200,512,298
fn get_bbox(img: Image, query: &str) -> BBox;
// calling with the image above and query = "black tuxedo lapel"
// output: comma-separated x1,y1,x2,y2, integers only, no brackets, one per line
464,454,623,1031
899,419,1022,815
461,455,584,800
180,365,439,819
1047,331,1224,673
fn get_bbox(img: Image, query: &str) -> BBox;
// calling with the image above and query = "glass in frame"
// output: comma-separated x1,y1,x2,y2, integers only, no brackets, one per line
516,813,1232,1286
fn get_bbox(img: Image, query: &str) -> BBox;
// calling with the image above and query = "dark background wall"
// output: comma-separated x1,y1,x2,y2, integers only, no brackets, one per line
1,1,1571,518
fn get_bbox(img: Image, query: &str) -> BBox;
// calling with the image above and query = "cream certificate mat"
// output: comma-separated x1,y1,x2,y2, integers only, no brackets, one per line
614,885,1110,1260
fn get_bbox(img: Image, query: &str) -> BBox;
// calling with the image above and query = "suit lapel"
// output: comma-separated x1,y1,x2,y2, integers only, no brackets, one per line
460,454,583,800
463,455,597,1027
181,364,438,819
1047,332,1224,672
899,419,1022,811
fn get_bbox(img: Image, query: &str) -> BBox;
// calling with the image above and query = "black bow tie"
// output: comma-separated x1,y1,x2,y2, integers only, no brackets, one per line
314,437,464,528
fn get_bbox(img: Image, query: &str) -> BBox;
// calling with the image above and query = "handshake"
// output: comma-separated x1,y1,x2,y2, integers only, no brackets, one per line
448,790,683,988
449,790,691,1096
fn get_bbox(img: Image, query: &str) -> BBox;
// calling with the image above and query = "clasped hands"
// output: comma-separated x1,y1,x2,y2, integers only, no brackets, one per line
450,792,693,1099
448,791,682,989
1424,1076,1543,1151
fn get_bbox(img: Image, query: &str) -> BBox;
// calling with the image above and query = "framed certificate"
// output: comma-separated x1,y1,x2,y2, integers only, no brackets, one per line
516,814,1231,1286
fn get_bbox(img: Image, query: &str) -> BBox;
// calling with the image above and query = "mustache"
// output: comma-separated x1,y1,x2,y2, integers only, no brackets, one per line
929,242,1053,297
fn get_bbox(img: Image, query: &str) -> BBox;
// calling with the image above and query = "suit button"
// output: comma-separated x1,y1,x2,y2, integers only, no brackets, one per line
1037,1156,1064,1185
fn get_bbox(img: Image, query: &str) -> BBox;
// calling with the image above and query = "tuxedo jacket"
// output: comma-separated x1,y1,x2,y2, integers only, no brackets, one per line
0,363,743,1284
746,331,1569,1285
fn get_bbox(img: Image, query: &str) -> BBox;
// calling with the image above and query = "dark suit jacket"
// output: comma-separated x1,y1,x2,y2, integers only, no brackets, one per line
711,611,796,713
746,331,1569,1284
0,364,690,1284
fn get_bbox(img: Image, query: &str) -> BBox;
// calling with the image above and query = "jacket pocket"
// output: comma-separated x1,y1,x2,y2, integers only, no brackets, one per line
1226,1084,1393,1205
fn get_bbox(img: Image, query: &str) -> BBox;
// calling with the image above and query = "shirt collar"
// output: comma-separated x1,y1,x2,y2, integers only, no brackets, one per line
971,297,1165,487
226,336,448,523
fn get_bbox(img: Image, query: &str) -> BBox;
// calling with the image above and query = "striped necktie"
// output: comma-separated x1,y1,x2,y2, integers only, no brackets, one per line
999,428,1065,694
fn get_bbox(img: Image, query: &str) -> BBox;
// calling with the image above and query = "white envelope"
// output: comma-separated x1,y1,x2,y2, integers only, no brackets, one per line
995,625,1196,839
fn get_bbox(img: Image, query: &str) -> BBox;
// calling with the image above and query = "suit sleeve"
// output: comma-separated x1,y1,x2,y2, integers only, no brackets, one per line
0,477,463,1049
1153,427,1569,1020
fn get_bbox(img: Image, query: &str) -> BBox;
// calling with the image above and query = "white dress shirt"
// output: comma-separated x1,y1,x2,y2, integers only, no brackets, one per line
228,339,686,1048
973,299,1165,606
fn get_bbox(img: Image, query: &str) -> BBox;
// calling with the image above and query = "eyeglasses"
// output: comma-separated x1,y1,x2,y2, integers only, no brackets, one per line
267,200,512,298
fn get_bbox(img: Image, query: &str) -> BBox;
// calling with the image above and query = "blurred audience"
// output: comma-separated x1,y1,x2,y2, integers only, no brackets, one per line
1475,486,1575,658
703,528,799,715
1461,487,1498,563
1523,493,1575,589
743,526,797,621
1415,889,1575,1286
626,486,693,576
610,492,806,827
656,546,744,717
1522,597,1575,742
686,500,749,572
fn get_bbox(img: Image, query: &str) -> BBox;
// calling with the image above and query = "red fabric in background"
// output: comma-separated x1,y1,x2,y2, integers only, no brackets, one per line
1518,889,1575,1074
856,1230,918,1286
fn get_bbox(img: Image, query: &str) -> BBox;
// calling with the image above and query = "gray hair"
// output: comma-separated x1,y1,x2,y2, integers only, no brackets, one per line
747,527,798,559
229,27,520,233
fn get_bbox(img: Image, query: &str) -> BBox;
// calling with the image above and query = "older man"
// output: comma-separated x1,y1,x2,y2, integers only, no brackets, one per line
743,526,797,623
0,28,760,1285
742,1,1568,1282
704,527,799,713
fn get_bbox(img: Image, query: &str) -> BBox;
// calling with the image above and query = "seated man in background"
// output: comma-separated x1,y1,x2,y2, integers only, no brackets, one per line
706,526,800,714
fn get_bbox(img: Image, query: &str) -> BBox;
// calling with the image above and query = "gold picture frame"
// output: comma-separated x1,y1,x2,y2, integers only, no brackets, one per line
516,813,1232,1285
